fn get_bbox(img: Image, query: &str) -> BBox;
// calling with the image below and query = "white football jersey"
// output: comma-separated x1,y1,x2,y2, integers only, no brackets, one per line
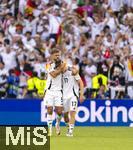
62,69,80,99
0,68,8,84
46,63,62,91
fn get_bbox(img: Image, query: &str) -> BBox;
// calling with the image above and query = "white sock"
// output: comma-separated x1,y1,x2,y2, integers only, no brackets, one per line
69,124,74,133
47,114,53,128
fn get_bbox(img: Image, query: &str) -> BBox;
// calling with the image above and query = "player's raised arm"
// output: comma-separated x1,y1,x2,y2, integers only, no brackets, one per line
72,67,84,103
42,6,53,15
77,78,84,104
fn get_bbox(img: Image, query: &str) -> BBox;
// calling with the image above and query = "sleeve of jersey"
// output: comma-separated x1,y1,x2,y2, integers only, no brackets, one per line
74,74,81,81
48,64,55,73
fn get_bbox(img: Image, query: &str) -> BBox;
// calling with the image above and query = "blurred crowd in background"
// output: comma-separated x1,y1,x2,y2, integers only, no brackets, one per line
0,0,133,99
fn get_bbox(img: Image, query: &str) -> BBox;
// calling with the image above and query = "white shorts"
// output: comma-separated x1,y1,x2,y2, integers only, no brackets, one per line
63,96,78,113
43,90,63,107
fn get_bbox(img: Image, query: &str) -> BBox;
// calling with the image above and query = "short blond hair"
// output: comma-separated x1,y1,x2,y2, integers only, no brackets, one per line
50,49,59,54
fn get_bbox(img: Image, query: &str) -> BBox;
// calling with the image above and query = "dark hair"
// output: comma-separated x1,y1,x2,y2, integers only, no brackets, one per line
17,40,23,45
4,39,10,45
115,55,120,61
26,31,32,35
103,25,110,32
32,71,38,77
0,61,4,65
80,20,86,26
74,57,80,64
7,12,13,16
84,32,91,38
40,72,46,77
9,69,14,75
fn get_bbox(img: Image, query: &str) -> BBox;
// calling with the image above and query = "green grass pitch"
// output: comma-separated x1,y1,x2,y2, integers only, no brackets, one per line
50,127,133,150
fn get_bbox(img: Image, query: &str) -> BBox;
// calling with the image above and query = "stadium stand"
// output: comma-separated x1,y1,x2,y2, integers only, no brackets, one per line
0,0,132,99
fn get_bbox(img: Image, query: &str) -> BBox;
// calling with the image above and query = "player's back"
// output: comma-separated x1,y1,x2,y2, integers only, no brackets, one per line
63,69,79,99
